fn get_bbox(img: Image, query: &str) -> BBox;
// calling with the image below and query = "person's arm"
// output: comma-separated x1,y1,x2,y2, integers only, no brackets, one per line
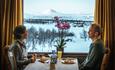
13,45,32,65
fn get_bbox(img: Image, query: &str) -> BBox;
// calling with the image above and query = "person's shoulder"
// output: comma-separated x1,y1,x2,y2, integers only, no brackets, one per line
9,41,20,51
93,39,104,49
94,39,104,51
95,39,104,45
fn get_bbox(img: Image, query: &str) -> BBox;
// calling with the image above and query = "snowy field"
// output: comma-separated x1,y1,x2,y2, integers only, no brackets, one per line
24,22,92,53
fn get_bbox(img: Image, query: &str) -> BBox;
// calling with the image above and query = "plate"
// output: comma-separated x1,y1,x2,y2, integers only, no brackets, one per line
38,57,49,63
61,59,75,64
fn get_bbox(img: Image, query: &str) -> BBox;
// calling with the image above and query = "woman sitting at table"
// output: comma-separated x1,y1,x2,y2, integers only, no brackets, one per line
9,25,36,70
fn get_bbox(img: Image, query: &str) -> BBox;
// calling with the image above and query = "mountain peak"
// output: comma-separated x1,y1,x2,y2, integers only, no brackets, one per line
42,9,61,15
50,9,57,13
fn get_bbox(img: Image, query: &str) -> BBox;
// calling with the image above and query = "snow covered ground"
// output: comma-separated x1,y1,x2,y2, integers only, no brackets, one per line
24,22,92,53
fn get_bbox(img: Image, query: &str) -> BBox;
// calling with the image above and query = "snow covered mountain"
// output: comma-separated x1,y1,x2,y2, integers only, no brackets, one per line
24,9,93,21
41,9,63,16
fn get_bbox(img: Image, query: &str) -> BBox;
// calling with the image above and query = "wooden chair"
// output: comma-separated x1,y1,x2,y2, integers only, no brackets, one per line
100,48,110,70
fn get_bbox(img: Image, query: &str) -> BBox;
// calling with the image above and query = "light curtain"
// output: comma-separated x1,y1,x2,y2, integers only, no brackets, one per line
94,0,115,70
1,0,23,70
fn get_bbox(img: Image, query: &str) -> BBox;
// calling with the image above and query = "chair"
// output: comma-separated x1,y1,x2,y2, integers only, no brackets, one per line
100,48,110,70
8,46,17,70
3,45,11,70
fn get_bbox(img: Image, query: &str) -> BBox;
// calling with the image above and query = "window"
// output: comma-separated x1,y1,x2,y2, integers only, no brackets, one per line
24,0,95,53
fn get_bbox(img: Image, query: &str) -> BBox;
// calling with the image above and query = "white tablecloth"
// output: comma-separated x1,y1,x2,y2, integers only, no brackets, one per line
24,59,79,70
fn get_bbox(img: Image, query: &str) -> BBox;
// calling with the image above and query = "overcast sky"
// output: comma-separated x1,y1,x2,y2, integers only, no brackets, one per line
24,0,95,15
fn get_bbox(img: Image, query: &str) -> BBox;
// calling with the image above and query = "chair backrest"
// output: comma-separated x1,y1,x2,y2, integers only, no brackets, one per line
8,47,17,70
3,45,11,70
100,48,110,70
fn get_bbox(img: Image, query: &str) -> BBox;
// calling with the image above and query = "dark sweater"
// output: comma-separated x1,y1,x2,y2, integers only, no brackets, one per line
80,39,105,70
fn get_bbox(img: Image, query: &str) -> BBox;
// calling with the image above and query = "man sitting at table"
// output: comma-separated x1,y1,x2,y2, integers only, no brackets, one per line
79,23,105,70
9,25,36,70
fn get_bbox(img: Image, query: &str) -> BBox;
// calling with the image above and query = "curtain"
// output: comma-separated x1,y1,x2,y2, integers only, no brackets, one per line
94,0,115,70
1,0,23,70
1,0,23,48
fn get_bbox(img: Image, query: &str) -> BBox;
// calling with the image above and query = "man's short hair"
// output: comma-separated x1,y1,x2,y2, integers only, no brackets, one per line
14,25,26,39
91,23,102,35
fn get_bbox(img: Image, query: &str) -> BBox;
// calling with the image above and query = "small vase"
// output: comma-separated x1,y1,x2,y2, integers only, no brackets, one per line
57,48,64,60
50,64,55,70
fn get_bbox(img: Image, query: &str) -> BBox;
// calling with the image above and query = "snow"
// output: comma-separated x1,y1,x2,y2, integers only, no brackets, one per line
24,22,92,53
24,10,93,53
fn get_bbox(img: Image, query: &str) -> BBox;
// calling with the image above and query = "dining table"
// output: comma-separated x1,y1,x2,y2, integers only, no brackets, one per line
24,58,79,70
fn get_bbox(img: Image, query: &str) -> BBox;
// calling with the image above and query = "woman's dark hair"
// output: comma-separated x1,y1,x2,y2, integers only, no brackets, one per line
14,25,26,39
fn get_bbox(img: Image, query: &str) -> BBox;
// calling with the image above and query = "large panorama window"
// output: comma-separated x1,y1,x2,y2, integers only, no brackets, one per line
24,0,95,53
